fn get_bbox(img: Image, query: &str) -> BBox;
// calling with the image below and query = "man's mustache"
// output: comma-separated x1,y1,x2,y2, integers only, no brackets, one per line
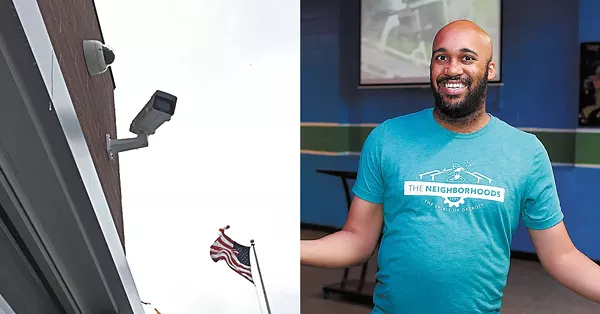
437,76,472,86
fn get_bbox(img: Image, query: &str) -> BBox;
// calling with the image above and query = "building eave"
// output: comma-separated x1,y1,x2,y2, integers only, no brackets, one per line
0,0,143,313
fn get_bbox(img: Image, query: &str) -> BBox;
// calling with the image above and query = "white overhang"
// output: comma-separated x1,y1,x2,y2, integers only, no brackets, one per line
0,0,143,313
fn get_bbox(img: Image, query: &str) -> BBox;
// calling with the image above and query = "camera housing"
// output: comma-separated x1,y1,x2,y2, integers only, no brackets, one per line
106,90,177,159
83,40,115,76
130,90,177,135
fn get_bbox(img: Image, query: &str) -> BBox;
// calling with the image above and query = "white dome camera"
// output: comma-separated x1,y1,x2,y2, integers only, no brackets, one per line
83,40,115,76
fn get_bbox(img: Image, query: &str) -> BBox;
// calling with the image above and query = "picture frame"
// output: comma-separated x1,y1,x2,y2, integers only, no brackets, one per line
578,41,600,127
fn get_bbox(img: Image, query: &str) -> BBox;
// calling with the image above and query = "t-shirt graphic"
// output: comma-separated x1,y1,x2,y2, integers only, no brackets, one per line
405,161,505,211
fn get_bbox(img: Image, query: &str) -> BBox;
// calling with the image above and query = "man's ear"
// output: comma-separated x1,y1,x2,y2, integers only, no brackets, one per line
487,61,497,81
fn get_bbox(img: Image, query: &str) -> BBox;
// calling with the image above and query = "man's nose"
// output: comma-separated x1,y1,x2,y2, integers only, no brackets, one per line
444,61,463,77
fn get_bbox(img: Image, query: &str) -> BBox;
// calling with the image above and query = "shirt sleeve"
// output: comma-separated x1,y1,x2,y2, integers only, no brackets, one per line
521,137,564,230
352,122,386,204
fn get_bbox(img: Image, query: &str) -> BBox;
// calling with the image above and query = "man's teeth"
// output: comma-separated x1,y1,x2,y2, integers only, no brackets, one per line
445,83,465,89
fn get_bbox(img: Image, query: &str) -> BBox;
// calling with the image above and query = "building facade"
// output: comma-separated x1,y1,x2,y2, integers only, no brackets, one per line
0,0,142,313
36,0,125,246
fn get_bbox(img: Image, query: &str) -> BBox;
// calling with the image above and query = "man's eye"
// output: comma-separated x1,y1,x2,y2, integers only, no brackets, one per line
436,55,447,61
463,55,474,61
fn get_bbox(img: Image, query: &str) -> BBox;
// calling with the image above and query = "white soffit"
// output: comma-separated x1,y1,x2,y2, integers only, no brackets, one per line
10,0,144,313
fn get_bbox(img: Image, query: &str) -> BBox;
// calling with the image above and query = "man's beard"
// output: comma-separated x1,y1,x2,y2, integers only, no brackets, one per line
430,68,488,121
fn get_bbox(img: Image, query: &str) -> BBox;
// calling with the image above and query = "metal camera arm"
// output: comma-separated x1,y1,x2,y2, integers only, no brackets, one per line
106,133,149,159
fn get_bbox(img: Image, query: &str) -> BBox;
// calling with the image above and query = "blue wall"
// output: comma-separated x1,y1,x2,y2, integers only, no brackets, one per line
301,0,600,260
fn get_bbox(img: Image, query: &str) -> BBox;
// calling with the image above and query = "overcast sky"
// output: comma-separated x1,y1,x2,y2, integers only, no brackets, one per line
94,1,300,313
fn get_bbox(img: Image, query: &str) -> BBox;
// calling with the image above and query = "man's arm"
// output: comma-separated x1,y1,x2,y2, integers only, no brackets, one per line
301,196,383,268
529,222,600,303
521,137,600,301
302,121,387,268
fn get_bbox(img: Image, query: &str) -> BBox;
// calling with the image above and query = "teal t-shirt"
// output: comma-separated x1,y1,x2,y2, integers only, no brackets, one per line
352,108,564,314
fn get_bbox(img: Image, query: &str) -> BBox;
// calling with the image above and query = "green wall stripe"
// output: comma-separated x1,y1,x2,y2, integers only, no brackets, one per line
576,133,600,165
300,125,600,165
531,132,575,164
300,126,350,152
300,126,375,152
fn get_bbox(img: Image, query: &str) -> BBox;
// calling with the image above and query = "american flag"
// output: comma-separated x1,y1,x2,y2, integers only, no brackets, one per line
210,226,254,284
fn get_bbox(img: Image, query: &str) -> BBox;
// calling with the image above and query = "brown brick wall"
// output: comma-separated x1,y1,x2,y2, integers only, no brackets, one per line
36,0,125,247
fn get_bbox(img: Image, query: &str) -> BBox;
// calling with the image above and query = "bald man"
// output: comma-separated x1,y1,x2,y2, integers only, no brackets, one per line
301,20,600,313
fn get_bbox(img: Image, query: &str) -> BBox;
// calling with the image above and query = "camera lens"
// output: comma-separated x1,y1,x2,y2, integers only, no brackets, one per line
102,46,115,65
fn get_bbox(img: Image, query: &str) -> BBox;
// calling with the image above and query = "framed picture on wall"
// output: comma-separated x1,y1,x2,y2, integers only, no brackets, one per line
579,42,600,127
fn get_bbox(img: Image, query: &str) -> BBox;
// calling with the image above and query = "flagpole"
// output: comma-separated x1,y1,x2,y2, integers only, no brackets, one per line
253,283,265,314
250,240,272,314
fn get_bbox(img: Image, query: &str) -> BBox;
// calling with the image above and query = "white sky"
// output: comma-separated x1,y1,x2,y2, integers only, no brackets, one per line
94,1,300,313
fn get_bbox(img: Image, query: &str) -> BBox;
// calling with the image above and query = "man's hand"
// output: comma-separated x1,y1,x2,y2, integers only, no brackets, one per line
301,196,383,268
529,221,600,303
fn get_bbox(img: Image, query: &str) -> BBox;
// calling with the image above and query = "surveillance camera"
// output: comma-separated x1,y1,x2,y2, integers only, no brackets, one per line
106,90,178,159
130,90,177,135
83,40,115,76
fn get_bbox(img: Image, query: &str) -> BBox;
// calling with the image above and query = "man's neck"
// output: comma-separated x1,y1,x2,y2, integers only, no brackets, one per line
433,106,490,134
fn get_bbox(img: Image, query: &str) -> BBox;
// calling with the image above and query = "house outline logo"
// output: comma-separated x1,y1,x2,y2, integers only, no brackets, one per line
404,161,505,208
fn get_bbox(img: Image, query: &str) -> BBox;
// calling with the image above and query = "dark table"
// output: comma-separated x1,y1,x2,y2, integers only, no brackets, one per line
315,169,376,306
